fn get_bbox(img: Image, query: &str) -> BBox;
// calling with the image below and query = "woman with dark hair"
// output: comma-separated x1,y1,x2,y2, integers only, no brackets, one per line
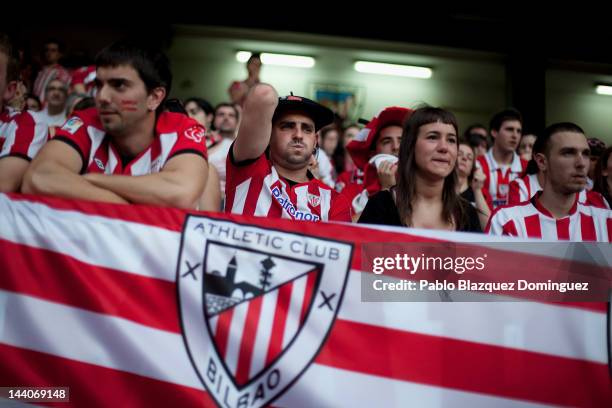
457,139,491,230
358,107,481,232
593,146,612,208
184,97,214,130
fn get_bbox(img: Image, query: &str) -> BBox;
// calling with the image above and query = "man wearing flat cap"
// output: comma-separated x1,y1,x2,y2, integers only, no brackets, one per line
225,84,351,222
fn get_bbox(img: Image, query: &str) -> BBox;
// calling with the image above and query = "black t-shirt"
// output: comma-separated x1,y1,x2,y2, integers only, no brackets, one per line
460,187,475,204
358,190,482,233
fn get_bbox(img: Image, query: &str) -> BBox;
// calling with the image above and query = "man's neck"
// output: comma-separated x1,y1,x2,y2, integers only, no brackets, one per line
274,164,309,184
111,114,157,158
538,188,576,219
220,130,236,140
536,172,546,187
47,105,64,116
492,145,514,166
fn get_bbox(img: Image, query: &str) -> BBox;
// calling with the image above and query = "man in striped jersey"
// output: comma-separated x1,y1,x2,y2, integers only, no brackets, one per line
23,41,208,209
476,108,527,209
225,84,352,222
0,34,48,192
508,133,609,209
487,122,612,241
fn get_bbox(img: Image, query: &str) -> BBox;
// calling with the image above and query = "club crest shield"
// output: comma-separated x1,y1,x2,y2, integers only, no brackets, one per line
177,215,353,407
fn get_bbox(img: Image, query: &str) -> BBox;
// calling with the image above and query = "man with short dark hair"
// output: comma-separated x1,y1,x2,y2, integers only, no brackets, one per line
225,85,351,222
477,108,527,208
23,41,208,209
487,122,612,241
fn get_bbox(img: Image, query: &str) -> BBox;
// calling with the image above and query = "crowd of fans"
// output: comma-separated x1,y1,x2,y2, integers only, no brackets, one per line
1,33,611,243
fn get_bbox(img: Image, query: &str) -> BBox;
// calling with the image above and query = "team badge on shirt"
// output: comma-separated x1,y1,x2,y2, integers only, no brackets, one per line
184,126,206,144
307,193,321,208
61,117,84,134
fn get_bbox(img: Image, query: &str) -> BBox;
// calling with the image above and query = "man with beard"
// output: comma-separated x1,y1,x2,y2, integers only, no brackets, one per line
225,85,351,222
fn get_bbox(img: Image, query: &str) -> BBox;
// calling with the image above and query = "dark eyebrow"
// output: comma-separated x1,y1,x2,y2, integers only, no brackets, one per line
108,78,131,87
559,147,587,154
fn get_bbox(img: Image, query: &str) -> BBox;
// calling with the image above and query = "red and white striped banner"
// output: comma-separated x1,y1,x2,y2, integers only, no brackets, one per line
0,193,609,407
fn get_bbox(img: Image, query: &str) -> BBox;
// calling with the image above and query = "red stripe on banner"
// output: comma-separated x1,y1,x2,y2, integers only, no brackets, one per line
215,307,234,359
550,302,608,312
317,319,612,407
265,282,294,365
300,270,317,325
0,239,180,333
556,217,570,241
0,344,211,407
580,213,597,241
524,214,542,238
607,218,612,243
235,296,264,385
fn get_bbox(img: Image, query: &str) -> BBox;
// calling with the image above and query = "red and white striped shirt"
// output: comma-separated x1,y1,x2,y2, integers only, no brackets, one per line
0,108,49,161
225,150,352,222
476,149,527,209
53,108,207,175
70,65,97,96
508,173,610,209
486,192,612,242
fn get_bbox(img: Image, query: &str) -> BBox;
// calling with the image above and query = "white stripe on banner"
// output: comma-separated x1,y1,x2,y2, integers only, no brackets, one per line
283,274,307,348
209,315,219,336
275,363,552,408
250,289,278,378
339,270,608,364
225,300,250,375
0,195,179,281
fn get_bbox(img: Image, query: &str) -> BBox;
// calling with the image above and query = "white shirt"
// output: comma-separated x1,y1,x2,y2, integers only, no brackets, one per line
40,107,67,128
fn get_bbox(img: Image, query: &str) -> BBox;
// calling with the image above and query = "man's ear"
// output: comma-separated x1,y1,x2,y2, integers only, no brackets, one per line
3,80,18,103
147,87,167,112
534,152,547,173
490,129,498,141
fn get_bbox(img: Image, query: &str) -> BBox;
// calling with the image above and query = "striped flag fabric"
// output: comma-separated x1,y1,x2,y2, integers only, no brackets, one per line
0,193,610,407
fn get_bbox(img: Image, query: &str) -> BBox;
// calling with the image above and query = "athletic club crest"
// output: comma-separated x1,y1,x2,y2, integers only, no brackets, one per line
177,215,353,407
307,193,321,208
